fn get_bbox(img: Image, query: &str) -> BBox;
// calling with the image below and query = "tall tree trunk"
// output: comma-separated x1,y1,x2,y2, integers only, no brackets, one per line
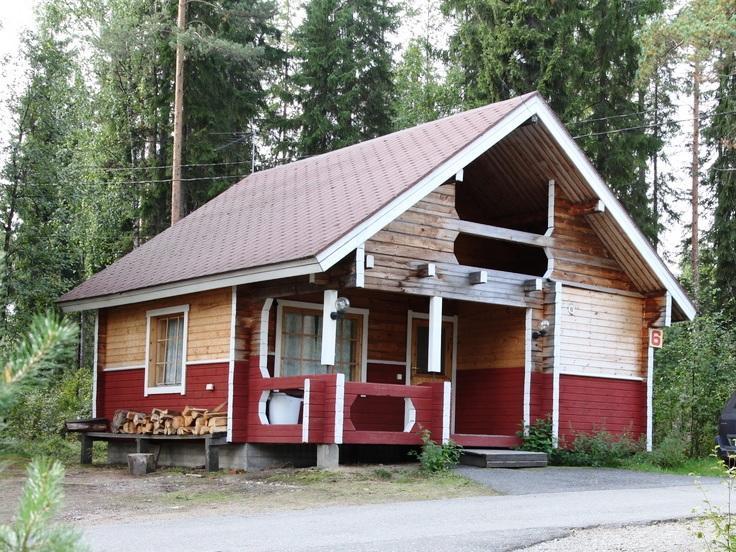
652,75,659,247
171,0,187,226
691,61,701,298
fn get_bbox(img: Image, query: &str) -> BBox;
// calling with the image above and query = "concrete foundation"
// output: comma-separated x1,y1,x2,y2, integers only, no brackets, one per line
316,444,340,469
107,441,318,470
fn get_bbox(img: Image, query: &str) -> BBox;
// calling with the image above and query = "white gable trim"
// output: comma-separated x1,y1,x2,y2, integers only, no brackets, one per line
314,98,539,270
315,95,695,321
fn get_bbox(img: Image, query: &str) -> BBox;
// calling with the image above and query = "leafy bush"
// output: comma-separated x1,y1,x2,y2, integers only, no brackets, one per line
409,430,462,473
554,430,641,467
645,432,689,469
1,367,91,460
697,451,736,550
654,314,736,458
518,416,554,455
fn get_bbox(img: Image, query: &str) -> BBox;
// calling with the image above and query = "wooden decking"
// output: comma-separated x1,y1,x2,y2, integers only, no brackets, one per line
460,448,548,468
451,433,521,448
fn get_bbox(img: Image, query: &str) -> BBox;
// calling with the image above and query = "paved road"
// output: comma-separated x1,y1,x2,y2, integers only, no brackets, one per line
456,465,722,495
82,471,728,552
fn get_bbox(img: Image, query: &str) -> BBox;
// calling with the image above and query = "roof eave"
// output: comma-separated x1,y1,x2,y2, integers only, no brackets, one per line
58,257,322,312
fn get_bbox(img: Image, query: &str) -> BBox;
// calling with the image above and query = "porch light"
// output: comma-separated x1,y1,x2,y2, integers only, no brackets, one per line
330,296,351,320
532,319,550,339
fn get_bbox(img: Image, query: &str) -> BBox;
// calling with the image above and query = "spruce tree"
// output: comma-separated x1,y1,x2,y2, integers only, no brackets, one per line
294,0,399,156
709,54,736,318
442,0,663,239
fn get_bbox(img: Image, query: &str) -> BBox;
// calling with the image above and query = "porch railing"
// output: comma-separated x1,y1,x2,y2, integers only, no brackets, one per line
246,374,450,446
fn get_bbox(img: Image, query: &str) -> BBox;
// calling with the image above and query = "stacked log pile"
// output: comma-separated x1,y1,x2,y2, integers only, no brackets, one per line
111,404,227,436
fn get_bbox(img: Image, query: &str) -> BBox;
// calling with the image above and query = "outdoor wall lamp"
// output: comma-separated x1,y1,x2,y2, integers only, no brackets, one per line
330,296,351,320
532,319,550,339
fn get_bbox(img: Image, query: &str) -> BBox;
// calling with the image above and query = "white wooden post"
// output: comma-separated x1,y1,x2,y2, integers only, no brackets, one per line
428,296,443,373
321,290,338,367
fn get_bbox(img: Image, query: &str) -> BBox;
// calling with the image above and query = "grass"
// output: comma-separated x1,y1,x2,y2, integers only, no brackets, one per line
620,455,725,478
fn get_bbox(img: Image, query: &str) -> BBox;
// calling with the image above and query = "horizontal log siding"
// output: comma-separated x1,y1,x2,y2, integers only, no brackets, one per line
558,286,645,379
558,374,646,446
98,362,229,420
457,303,525,370
550,195,636,292
101,287,232,368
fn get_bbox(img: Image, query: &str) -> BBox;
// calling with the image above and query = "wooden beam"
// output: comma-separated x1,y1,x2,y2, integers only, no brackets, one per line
523,278,543,292
455,169,464,182
456,220,552,248
545,179,555,237
469,270,488,285
418,263,437,278
428,296,443,373
569,199,605,216
355,244,365,288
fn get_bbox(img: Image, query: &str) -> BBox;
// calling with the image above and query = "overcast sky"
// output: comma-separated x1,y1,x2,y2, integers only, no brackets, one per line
0,2,703,275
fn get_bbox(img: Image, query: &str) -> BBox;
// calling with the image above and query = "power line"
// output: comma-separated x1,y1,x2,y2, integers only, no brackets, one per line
76,159,252,172
93,173,250,186
572,109,736,139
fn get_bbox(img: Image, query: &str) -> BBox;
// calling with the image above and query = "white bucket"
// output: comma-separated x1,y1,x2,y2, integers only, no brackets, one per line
268,392,303,424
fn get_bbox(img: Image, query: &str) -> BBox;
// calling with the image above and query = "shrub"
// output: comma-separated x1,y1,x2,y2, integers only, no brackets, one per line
646,432,688,469
518,416,554,455
1,367,91,460
554,430,641,467
409,429,462,473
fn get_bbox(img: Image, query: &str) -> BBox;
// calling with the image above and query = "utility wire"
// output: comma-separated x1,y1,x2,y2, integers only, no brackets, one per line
76,159,252,172
572,109,736,139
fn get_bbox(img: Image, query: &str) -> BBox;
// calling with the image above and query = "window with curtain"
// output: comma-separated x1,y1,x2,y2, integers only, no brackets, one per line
151,314,185,386
280,306,362,381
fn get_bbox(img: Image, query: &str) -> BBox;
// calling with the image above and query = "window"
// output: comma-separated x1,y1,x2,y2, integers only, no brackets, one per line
277,304,366,381
145,305,189,395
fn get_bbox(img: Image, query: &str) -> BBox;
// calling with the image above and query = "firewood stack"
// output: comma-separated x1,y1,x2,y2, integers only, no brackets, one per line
111,404,227,436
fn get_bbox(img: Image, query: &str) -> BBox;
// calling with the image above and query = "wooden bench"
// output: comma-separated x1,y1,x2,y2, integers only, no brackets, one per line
80,432,227,472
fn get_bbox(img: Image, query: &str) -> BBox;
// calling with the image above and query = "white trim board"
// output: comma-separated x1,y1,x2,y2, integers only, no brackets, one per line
103,364,145,372
559,370,645,382
273,299,369,381
523,308,532,433
227,285,237,443
552,282,562,447
92,311,99,418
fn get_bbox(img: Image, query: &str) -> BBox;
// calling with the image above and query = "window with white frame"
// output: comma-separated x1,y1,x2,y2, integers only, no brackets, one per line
146,305,188,394
277,304,365,381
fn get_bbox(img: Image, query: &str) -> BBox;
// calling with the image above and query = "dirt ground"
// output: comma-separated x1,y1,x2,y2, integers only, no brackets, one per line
0,460,492,525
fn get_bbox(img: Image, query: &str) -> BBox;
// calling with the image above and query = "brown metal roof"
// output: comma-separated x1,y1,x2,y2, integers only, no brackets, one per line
59,93,537,304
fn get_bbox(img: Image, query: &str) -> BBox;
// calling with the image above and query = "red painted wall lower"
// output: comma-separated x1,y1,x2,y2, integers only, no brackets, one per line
455,367,524,436
558,374,646,446
98,362,229,421
348,363,405,432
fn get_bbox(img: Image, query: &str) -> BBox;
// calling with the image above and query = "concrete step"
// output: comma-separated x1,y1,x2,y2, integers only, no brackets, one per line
460,448,548,468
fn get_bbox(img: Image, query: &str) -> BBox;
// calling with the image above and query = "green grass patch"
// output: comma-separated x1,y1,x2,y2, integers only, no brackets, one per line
620,455,724,477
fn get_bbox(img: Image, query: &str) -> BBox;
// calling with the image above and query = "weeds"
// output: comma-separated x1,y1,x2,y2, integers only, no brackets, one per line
409,430,462,473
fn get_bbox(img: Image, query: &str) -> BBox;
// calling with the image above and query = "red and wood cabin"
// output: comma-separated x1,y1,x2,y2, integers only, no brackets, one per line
59,93,695,468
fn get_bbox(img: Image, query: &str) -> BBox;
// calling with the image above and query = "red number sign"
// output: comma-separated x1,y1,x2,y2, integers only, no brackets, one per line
649,328,664,349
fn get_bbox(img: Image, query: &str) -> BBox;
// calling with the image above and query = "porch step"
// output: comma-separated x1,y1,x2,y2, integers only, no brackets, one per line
460,448,548,469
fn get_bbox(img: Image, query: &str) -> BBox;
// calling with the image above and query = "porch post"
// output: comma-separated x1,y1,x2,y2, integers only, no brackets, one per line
428,296,443,373
321,290,338,367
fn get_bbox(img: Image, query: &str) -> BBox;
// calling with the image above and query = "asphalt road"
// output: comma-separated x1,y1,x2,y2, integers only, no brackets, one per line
82,469,728,552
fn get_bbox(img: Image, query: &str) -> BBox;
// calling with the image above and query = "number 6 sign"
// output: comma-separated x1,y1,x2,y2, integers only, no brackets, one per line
649,328,664,349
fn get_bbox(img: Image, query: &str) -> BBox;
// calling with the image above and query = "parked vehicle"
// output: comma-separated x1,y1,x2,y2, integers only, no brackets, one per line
716,392,736,465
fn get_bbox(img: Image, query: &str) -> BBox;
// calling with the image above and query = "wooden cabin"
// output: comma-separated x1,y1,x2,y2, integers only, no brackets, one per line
59,92,695,469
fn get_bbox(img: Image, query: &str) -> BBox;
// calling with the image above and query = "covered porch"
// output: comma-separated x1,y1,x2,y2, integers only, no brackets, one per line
241,287,541,451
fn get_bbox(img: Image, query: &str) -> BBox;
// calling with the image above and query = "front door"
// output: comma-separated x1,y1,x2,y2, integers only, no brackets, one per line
409,318,454,385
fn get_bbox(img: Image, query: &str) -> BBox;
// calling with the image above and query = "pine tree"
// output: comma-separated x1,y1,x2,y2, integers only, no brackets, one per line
294,0,399,156
442,0,663,239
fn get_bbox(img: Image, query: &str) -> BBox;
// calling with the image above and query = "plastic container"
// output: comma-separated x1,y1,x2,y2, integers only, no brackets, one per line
268,392,303,424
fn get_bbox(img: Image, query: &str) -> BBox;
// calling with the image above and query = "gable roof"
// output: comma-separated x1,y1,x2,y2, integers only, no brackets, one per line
59,92,695,321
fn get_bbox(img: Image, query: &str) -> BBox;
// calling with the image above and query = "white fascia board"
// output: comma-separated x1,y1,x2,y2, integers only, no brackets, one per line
314,99,539,270
60,258,322,313
529,97,696,321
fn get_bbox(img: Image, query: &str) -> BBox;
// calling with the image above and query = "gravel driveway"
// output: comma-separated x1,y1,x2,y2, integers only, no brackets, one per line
455,465,721,495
